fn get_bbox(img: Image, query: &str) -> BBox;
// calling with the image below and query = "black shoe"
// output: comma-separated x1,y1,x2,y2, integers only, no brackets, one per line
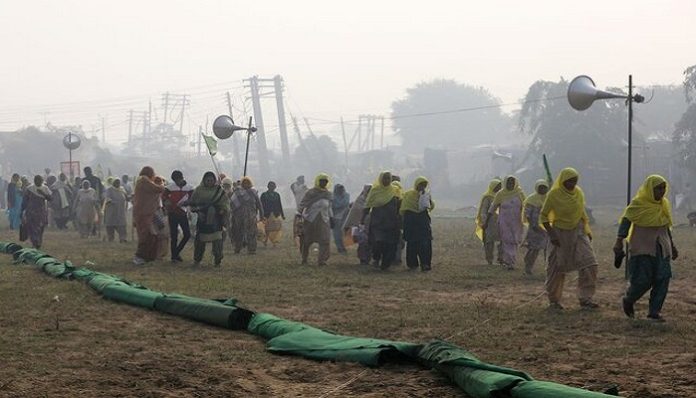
647,314,665,322
622,298,635,318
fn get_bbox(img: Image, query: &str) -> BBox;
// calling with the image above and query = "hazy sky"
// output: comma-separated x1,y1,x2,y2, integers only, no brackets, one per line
1,0,694,145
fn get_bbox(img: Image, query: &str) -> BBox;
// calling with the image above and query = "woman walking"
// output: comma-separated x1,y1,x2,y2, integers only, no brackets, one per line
299,173,333,265
7,173,23,230
132,166,165,265
51,173,73,230
230,177,264,254
486,176,525,270
343,185,372,264
401,177,435,271
20,175,52,249
104,178,128,242
615,175,678,322
522,179,549,275
476,178,502,265
190,171,229,266
541,168,598,310
260,181,285,246
362,171,401,269
73,180,99,238
331,184,350,254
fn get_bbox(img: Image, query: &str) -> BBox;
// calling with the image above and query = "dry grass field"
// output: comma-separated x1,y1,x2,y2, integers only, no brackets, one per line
1,210,695,397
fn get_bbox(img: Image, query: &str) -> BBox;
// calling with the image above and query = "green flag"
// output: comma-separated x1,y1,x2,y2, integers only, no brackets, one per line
203,134,217,156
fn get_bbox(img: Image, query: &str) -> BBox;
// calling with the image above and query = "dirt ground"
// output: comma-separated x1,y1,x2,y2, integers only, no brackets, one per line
1,212,695,397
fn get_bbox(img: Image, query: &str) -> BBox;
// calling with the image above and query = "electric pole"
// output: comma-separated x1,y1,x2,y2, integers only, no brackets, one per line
273,75,291,169
128,110,134,143
226,91,242,171
244,76,270,178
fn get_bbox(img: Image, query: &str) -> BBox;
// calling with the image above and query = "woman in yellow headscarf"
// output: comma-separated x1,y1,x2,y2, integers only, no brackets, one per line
486,176,525,270
614,174,677,322
540,167,598,310
522,179,549,275
298,173,333,265
361,171,402,269
476,178,502,265
401,176,435,271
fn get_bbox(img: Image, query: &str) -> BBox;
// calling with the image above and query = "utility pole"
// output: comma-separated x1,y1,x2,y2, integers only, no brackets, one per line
244,76,270,178
128,110,134,143
142,111,148,136
178,94,189,135
162,92,170,124
147,100,152,136
226,91,242,171
273,75,291,169
198,125,202,157
100,115,106,143
380,116,385,149
341,116,348,168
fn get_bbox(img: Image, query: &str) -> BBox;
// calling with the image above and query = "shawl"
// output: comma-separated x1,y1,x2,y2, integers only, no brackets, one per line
523,179,549,208
621,174,672,228
332,185,350,211
475,178,502,241
540,167,590,232
314,172,332,191
400,176,435,214
365,171,400,209
492,176,526,206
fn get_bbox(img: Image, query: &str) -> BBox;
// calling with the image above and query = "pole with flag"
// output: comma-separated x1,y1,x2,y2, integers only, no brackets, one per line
202,133,222,178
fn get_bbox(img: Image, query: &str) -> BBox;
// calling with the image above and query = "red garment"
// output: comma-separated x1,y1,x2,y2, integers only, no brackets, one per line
162,182,193,216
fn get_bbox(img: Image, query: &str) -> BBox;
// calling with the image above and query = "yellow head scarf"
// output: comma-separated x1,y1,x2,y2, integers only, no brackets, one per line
314,173,331,191
475,178,502,240
524,179,549,208
492,176,526,206
400,176,435,214
540,167,590,232
365,171,400,208
621,175,672,228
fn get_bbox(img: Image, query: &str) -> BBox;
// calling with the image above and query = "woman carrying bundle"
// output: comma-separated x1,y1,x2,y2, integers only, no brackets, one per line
298,173,333,265
190,171,230,266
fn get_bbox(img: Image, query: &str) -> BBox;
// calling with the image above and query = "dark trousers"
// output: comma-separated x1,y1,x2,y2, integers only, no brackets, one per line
169,213,191,260
406,240,432,270
372,241,397,269
624,252,672,317
194,237,223,265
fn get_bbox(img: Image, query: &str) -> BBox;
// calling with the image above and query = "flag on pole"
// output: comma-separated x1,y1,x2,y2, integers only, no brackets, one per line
203,134,218,156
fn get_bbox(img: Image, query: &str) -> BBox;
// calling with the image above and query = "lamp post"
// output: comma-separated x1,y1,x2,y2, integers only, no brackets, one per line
567,75,645,204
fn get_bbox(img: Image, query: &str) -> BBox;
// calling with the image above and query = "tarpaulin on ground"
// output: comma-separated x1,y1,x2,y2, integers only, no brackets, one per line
154,293,252,329
0,241,617,397
249,313,421,366
510,380,618,398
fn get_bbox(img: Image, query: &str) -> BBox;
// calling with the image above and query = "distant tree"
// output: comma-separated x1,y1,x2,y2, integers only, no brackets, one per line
292,134,339,176
391,79,511,152
634,85,686,139
673,65,696,171
518,78,629,200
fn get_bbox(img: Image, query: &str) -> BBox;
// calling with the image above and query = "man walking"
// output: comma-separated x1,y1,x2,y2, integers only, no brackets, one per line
163,170,194,262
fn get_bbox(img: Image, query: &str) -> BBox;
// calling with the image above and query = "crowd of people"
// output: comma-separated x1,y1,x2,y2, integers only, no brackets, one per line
2,166,436,272
476,168,677,321
2,164,676,320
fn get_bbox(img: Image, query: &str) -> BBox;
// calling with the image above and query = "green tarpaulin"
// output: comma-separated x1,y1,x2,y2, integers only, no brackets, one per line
0,241,619,397
154,293,252,329
249,313,421,366
102,284,163,310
